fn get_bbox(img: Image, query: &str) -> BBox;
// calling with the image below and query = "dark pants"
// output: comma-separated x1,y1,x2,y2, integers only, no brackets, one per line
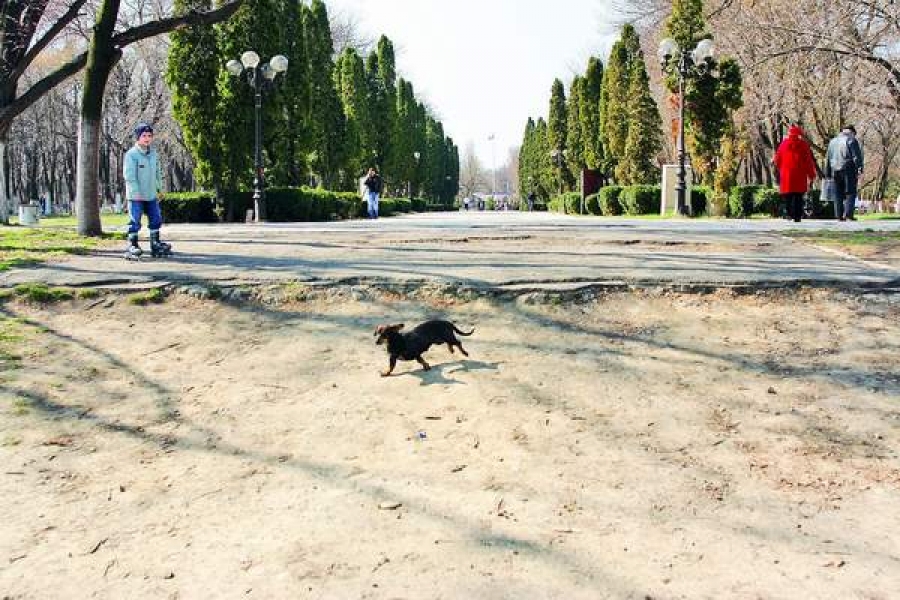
832,169,858,219
782,192,804,222
128,199,162,234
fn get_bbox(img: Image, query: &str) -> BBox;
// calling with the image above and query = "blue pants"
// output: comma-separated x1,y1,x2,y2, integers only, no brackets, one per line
128,199,162,235
366,191,379,218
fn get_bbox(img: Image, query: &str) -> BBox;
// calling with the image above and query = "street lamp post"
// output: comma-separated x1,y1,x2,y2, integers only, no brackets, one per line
658,37,715,217
226,51,289,222
409,151,421,199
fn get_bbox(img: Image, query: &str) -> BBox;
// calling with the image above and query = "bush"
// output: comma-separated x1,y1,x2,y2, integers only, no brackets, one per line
563,192,583,214
754,187,781,217
690,185,712,216
728,185,762,218
585,192,602,215
160,192,218,223
619,185,660,215
599,186,624,216
547,195,565,213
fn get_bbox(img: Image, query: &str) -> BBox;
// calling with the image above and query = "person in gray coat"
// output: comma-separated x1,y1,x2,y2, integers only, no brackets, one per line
824,125,864,221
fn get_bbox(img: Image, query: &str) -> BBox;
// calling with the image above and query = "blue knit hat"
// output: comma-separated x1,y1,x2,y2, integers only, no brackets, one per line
134,123,154,138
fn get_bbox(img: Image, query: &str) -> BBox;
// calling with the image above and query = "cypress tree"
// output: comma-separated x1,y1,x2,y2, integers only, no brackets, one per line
547,78,570,192
518,117,536,200
337,47,373,179
272,0,309,186
303,0,346,189
165,0,224,204
581,56,604,171
566,76,585,179
600,24,641,181
664,0,743,185
618,58,663,185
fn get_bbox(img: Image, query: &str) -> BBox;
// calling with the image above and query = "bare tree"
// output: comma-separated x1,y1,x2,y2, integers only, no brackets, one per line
458,142,487,201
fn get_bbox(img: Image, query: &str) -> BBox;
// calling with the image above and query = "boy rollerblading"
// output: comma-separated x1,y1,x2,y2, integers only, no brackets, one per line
123,122,172,259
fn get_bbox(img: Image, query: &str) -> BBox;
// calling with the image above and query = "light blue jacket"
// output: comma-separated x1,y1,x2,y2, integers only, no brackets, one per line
123,144,162,201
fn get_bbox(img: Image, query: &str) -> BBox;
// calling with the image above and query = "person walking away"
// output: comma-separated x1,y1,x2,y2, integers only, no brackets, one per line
363,168,383,219
527,191,536,212
824,125,864,221
123,123,170,258
772,125,817,222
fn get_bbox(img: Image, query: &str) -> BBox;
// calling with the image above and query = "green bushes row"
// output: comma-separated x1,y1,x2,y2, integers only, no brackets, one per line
160,188,440,223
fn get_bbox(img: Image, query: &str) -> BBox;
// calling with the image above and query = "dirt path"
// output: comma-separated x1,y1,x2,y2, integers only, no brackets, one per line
2,286,899,599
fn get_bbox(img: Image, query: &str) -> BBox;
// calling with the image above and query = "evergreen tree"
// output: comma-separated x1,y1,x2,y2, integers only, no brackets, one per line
215,0,286,217
518,117,536,200
547,78,570,192
664,0,743,185
303,0,346,189
566,76,585,178
272,0,309,186
372,36,398,179
600,24,641,181
337,47,374,179
618,59,663,185
166,0,224,206
533,117,553,199
581,56,604,171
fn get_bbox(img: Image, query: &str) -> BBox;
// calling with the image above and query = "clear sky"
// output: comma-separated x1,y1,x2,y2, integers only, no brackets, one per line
325,0,618,168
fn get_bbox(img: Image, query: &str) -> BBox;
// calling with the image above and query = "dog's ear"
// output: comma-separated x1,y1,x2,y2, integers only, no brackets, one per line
374,325,385,336
393,323,405,331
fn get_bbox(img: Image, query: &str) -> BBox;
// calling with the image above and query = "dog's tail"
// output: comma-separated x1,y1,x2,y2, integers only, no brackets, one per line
453,324,475,336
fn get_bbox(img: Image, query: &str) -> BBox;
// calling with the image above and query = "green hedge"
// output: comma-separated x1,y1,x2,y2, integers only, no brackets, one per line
619,185,660,215
599,186,624,216
160,192,218,223
690,185,711,216
547,195,564,213
160,187,426,223
754,187,780,217
585,192,602,215
728,185,762,218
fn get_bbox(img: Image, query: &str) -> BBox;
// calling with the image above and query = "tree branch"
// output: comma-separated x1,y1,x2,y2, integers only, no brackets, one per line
0,0,244,133
10,0,88,85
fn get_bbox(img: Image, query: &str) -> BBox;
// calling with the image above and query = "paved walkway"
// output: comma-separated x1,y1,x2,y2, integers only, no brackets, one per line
3,212,900,291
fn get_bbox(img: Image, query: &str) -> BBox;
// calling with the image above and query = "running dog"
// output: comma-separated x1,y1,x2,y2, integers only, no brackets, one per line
374,320,474,376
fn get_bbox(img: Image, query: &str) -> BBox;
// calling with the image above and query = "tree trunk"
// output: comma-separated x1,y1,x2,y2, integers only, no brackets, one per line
76,0,122,237
0,132,9,224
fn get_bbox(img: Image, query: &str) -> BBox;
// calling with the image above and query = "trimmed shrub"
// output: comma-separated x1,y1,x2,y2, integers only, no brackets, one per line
563,192,582,214
690,185,711,216
728,185,762,218
160,192,218,223
585,192,602,215
599,186,624,216
547,195,565,213
754,187,781,217
619,185,661,215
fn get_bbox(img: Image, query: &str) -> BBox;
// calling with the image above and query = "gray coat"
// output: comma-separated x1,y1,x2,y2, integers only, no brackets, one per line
825,133,863,177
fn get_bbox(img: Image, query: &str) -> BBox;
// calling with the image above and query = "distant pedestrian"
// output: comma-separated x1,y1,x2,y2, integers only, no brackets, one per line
363,167,383,219
772,125,817,223
527,191,536,212
824,125,864,221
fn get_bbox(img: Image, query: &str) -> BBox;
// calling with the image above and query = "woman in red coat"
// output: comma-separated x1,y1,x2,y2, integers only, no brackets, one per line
773,125,818,222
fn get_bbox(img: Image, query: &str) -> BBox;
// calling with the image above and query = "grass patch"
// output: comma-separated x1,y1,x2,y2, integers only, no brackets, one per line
0,317,27,371
0,225,124,271
76,288,101,299
13,283,74,303
784,229,900,246
10,213,131,228
127,288,165,305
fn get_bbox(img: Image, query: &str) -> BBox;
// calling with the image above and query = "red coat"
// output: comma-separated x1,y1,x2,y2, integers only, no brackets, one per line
773,132,817,194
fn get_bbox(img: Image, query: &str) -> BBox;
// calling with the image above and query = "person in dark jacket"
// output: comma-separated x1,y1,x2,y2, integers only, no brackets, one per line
773,125,817,222
363,168,383,219
824,125,864,221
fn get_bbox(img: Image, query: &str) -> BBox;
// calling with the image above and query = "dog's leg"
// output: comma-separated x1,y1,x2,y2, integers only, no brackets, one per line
381,356,397,377
446,342,455,354
416,356,431,371
456,343,469,357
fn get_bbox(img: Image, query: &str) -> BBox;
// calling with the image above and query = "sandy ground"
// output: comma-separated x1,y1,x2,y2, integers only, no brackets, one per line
1,286,900,599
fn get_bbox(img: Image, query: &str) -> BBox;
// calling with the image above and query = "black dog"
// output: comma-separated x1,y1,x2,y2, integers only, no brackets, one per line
374,320,474,376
